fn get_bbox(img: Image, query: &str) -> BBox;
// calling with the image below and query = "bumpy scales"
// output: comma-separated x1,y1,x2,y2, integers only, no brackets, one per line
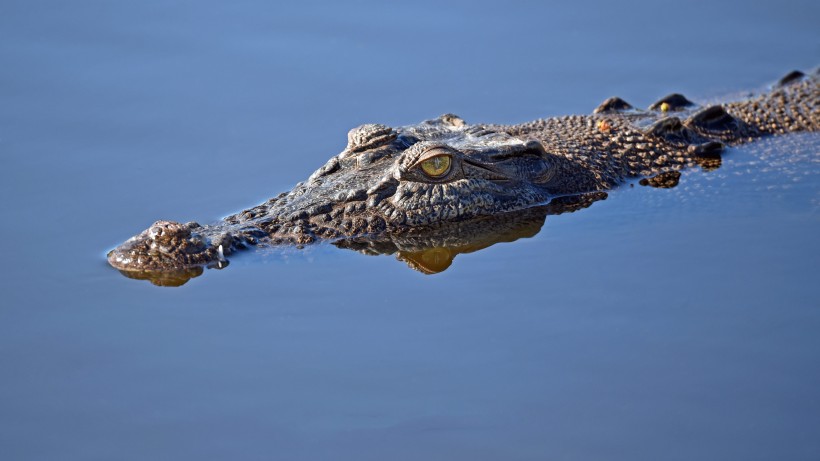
109,71,819,273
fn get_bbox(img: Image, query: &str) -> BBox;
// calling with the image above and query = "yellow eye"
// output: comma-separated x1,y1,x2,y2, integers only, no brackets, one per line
420,155,451,178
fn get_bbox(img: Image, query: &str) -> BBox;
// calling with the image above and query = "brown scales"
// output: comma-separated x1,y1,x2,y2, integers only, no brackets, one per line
108,71,819,277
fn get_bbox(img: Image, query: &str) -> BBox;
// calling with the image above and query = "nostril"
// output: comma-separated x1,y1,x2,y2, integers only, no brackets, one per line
146,221,194,242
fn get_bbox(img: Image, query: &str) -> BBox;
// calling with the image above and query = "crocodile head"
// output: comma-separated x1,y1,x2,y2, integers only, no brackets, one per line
108,114,559,275
256,114,557,239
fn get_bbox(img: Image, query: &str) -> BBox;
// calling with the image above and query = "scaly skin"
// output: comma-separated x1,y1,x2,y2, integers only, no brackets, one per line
108,71,819,276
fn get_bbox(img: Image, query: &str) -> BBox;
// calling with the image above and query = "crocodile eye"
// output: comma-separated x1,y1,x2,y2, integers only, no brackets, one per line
420,155,451,178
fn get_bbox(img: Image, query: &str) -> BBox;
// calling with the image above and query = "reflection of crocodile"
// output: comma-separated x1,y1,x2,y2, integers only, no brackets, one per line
109,71,818,282
334,192,606,275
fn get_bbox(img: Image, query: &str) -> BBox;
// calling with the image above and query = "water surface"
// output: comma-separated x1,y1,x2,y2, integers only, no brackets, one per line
1,1,819,460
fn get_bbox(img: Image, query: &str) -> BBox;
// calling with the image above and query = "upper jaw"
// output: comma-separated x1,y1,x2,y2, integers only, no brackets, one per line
107,220,221,271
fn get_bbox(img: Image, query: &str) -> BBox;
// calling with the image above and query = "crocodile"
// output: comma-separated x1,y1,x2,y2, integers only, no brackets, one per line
108,71,819,282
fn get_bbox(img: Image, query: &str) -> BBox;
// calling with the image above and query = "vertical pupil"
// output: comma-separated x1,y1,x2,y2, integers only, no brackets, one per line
421,155,450,177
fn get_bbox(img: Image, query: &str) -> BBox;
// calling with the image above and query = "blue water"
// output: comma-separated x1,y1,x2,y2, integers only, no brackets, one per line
1,1,819,459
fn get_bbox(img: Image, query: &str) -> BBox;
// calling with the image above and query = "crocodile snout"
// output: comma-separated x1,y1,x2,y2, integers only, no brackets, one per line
108,220,218,271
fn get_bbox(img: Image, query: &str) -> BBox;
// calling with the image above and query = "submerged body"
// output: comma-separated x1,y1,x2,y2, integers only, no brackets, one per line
109,72,819,275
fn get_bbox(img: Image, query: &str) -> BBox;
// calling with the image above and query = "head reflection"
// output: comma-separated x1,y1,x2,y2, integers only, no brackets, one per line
334,192,606,274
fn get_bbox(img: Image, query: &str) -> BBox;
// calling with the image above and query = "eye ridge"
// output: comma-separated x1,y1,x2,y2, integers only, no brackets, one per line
419,154,452,178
